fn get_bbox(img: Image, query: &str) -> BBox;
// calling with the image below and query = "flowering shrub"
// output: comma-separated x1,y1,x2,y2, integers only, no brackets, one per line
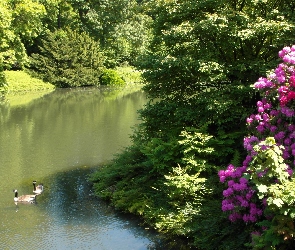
219,46,295,248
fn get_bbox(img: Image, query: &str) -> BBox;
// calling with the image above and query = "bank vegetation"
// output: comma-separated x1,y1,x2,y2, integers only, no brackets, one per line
1,0,295,249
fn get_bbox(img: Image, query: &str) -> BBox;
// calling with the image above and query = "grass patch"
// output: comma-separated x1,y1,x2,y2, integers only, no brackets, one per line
3,70,55,94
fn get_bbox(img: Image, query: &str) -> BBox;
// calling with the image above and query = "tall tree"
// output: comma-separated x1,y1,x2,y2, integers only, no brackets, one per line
30,29,105,87
38,0,80,31
135,0,295,142
0,0,46,69
70,0,152,66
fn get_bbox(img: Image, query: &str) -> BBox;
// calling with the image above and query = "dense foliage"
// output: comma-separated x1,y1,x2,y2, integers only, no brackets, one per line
91,0,295,249
220,46,295,249
0,0,46,70
30,29,104,87
116,66,145,85
0,0,152,87
67,0,152,66
100,69,125,87
141,0,295,99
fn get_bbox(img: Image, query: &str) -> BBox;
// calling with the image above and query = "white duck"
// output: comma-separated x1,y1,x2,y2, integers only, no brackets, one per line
33,181,44,195
13,190,36,203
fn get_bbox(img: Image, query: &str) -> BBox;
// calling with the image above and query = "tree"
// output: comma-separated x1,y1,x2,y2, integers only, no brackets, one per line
38,0,81,31
141,0,295,99
69,0,153,66
138,0,295,246
0,0,46,69
30,29,105,87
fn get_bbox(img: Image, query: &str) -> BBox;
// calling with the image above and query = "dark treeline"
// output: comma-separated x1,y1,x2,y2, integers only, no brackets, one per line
2,0,295,249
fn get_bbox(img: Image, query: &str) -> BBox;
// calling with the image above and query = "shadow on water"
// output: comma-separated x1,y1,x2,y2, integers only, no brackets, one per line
34,166,161,249
34,166,190,250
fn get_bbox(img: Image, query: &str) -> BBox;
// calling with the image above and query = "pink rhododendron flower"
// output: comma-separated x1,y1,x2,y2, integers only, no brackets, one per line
255,114,262,121
262,114,269,122
220,45,295,227
246,117,253,124
246,190,254,200
222,200,235,211
263,102,272,109
284,138,291,145
270,126,277,133
286,165,293,176
229,212,242,222
279,47,291,58
227,180,235,187
289,75,295,87
256,125,265,133
257,101,263,107
243,155,252,166
274,131,285,141
288,124,295,132
270,110,279,116
223,188,234,197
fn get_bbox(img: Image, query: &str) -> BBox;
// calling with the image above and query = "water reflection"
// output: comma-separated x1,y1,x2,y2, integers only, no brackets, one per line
12,167,162,249
0,87,168,249
33,166,162,250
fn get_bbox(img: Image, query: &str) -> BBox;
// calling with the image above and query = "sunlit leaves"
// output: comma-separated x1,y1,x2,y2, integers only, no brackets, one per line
11,0,46,40
66,0,152,65
141,0,295,100
39,0,80,30
0,0,46,69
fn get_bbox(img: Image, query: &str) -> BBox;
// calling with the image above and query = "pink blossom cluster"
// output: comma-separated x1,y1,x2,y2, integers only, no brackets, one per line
247,46,295,165
218,151,264,223
219,45,295,224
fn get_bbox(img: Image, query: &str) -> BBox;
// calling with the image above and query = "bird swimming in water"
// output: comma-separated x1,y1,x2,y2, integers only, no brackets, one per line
13,190,36,203
33,181,44,195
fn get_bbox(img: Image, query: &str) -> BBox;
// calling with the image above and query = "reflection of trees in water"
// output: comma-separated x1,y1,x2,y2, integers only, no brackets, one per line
0,86,145,128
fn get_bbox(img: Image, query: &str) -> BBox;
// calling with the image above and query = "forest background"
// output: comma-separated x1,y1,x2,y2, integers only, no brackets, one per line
1,0,295,249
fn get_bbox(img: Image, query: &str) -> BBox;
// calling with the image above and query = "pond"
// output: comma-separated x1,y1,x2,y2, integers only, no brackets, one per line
0,86,171,249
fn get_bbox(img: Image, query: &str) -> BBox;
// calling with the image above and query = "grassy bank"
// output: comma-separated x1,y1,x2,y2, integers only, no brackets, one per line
0,70,56,106
2,70,55,94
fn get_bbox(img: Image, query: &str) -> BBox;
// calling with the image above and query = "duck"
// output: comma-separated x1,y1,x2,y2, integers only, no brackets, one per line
13,190,36,203
33,181,44,195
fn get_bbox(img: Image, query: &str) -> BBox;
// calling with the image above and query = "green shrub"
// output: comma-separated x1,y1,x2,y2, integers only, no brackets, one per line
90,126,251,249
116,66,145,84
100,69,126,86
29,28,105,88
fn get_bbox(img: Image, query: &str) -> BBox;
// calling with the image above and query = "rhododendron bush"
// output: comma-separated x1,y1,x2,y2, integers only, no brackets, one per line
219,46,295,248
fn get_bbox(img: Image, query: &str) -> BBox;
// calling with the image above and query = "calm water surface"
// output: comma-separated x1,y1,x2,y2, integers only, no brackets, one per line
0,87,165,250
